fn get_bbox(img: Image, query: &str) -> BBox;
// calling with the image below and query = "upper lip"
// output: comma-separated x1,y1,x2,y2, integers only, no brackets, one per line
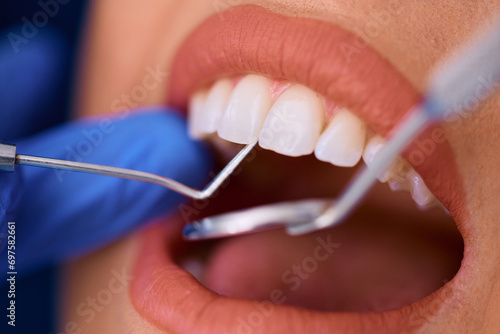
129,4,471,333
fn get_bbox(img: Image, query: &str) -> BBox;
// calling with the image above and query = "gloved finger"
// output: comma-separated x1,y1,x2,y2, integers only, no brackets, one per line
0,172,23,255
13,107,212,273
0,26,68,141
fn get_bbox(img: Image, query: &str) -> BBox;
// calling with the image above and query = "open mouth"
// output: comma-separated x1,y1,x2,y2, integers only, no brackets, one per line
130,5,469,333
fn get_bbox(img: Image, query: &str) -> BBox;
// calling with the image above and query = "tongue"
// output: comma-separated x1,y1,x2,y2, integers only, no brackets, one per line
199,209,463,313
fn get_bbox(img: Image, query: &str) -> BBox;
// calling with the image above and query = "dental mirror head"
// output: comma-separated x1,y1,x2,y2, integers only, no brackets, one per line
183,199,333,240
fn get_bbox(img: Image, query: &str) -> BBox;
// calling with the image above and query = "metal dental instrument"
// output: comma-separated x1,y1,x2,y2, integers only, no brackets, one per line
0,141,257,200
183,199,333,240
184,18,500,240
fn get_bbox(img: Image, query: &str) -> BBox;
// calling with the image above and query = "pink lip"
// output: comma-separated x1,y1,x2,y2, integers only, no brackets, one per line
167,6,419,134
131,219,418,333
130,5,470,333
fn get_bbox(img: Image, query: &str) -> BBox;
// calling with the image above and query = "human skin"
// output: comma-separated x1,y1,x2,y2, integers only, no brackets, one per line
63,1,500,333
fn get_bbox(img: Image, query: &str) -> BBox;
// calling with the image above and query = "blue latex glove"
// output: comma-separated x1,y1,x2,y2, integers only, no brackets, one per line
0,109,211,274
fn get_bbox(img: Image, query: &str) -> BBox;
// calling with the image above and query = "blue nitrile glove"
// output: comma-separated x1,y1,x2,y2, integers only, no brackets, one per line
0,109,211,274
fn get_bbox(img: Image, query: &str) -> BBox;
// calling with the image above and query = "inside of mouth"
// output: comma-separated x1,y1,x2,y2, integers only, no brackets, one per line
174,145,464,313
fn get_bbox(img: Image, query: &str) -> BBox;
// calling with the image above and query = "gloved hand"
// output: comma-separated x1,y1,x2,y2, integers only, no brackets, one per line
0,109,211,274
0,26,212,274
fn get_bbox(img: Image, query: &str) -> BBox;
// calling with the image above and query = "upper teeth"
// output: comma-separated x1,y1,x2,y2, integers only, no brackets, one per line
188,79,233,138
217,75,273,144
259,84,323,157
315,109,366,167
188,74,438,209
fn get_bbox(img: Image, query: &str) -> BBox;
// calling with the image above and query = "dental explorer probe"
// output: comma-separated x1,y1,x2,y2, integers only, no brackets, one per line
183,18,500,240
0,141,256,200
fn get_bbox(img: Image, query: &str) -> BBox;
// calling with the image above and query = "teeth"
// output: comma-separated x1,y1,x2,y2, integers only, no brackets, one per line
217,75,272,144
388,180,412,192
188,75,441,210
188,89,209,138
188,79,233,139
363,135,393,182
364,135,438,208
362,135,410,183
315,109,366,167
259,85,323,156
407,171,436,207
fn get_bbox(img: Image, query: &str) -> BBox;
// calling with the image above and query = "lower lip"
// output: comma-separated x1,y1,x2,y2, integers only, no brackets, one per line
130,215,466,333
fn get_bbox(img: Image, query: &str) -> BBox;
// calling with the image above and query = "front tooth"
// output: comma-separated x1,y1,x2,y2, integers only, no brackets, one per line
314,109,366,167
188,89,209,138
199,79,234,135
217,75,272,144
259,84,323,156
